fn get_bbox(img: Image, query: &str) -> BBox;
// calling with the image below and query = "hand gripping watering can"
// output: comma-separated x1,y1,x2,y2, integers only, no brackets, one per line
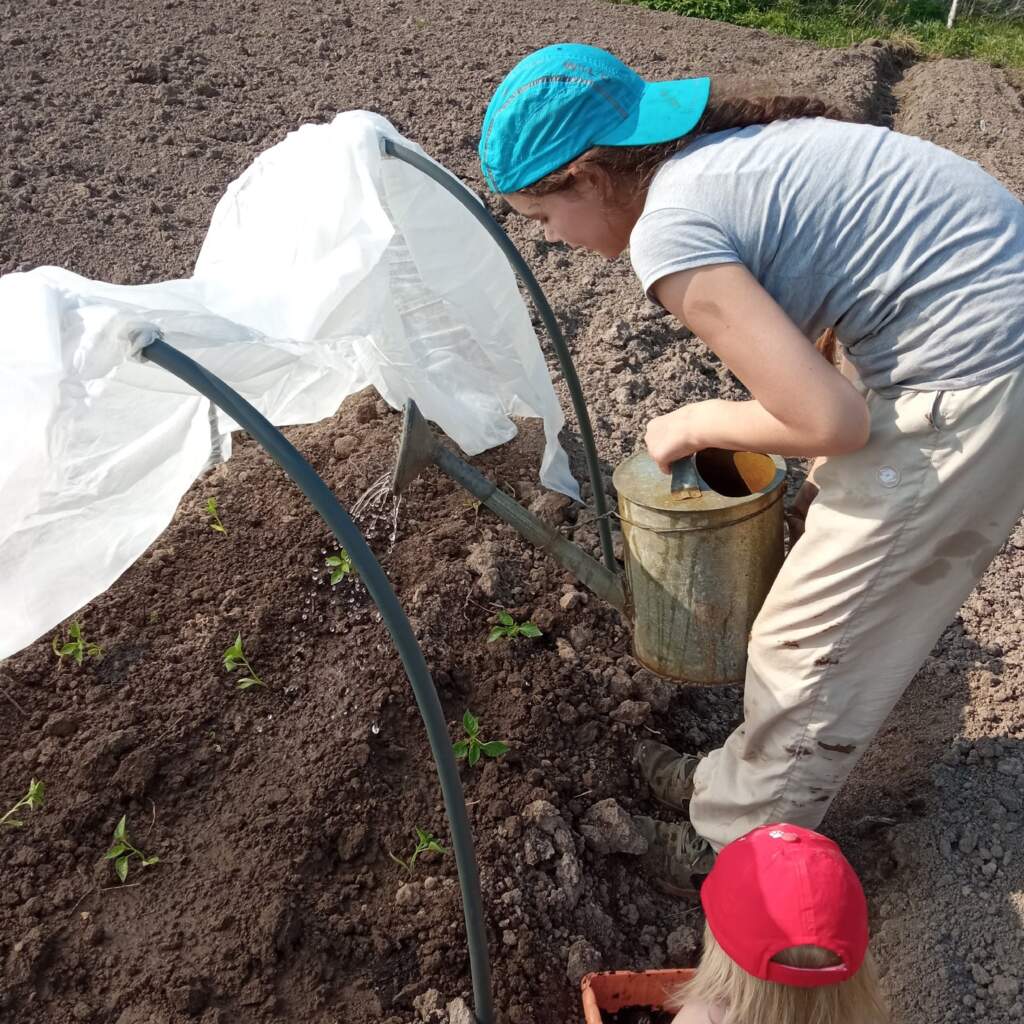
391,400,787,684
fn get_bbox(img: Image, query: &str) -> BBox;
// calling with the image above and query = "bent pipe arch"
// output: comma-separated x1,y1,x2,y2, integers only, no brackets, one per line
137,331,493,1024
380,136,617,575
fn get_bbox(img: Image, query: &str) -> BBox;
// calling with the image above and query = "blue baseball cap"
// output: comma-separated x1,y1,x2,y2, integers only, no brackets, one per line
479,43,710,194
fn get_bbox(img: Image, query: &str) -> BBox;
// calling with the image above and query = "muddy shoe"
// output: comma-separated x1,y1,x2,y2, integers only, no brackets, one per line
633,815,716,898
635,738,702,811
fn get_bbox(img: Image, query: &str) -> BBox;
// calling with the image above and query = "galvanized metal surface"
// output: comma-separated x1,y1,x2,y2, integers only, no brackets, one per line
390,398,440,495
669,454,702,497
613,449,787,684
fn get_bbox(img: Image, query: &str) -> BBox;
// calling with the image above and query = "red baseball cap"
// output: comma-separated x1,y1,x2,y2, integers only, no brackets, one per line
700,823,869,988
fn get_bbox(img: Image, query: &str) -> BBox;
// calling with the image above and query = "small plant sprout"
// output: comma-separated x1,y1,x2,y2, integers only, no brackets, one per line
52,621,102,666
105,815,159,883
1,779,45,828
325,548,353,585
205,496,227,535
487,610,542,643
389,827,446,873
453,710,509,767
223,634,265,690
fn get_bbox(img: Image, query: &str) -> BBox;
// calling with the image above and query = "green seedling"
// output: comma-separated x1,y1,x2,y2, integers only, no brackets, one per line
1,779,45,828
105,815,159,883
453,710,509,767
487,610,542,643
389,827,446,873
205,496,227,535
325,549,353,585
52,621,102,666
223,634,265,690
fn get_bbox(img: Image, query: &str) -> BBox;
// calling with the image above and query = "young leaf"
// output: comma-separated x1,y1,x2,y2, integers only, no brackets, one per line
519,622,542,638
70,622,82,641
326,551,352,585
462,710,478,736
115,855,129,883
486,626,505,643
205,497,227,534
497,610,514,626
105,843,129,859
236,677,262,690
4,817,24,828
452,740,469,759
480,740,510,758
142,855,160,866
114,815,127,842
224,636,244,670
468,743,481,767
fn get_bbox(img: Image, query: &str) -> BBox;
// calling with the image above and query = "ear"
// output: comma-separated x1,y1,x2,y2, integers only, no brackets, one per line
566,160,614,203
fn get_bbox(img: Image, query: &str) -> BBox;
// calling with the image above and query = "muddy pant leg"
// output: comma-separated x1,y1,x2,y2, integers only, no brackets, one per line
689,364,1024,851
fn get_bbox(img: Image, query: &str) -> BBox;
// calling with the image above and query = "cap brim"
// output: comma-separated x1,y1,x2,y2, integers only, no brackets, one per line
595,76,711,147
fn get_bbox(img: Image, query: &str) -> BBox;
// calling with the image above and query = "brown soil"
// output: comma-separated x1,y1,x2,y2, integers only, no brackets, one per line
2,3,1023,1024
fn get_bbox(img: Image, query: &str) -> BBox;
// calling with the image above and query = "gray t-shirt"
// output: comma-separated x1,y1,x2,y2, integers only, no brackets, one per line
629,118,1024,392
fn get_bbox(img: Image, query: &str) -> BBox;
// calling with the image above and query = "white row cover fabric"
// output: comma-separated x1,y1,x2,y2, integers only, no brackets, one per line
0,110,578,662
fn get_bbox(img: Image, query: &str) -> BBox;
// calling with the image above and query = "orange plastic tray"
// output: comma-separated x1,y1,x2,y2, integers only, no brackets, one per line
580,968,695,1022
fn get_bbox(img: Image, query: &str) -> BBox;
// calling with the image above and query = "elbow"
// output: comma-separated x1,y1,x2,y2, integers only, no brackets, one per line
813,397,871,455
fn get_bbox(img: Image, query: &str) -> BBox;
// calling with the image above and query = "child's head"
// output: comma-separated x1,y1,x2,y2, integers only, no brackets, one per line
479,43,710,258
478,43,710,198
480,44,845,258
675,824,889,1024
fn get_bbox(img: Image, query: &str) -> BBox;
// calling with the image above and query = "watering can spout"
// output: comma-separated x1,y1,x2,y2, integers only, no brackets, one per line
390,400,628,614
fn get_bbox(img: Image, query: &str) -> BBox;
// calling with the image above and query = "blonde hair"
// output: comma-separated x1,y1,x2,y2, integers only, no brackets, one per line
669,923,890,1024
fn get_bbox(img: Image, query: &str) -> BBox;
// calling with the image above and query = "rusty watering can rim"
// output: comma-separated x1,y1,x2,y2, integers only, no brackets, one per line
613,449,786,515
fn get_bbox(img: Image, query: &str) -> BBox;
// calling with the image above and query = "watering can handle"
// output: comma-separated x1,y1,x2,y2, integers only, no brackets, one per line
670,455,703,498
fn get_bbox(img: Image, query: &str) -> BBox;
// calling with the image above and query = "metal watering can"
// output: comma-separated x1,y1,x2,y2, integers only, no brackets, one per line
391,400,787,684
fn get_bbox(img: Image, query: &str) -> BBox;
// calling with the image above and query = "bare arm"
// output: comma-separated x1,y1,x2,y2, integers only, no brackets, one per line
644,264,870,472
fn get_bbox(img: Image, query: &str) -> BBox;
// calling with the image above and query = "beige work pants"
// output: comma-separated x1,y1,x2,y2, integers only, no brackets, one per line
690,362,1024,850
